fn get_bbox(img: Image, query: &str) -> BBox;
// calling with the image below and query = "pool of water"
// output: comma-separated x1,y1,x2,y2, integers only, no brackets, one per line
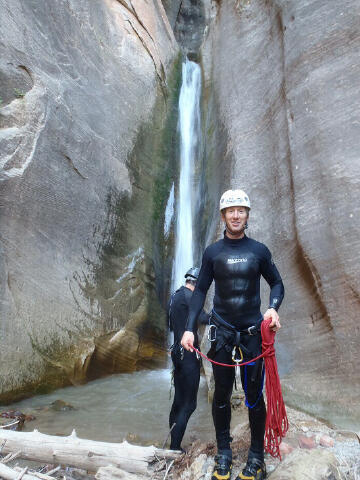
3,369,246,447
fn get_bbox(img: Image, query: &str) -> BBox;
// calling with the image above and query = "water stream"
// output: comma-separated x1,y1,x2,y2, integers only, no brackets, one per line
172,59,202,290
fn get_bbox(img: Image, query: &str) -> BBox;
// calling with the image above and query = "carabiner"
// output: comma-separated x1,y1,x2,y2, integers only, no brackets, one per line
232,346,244,363
232,347,243,391
208,324,217,342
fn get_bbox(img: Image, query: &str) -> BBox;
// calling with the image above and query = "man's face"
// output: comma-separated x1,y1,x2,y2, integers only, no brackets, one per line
222,206,249,235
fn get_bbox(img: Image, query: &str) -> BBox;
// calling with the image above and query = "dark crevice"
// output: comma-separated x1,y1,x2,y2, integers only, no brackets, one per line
175,0,184,25
17,65,33,85
63,155,87,179
125,19,167,96
114,0,134,16
116,0,167,87
348,282,360,307
129,0,157,46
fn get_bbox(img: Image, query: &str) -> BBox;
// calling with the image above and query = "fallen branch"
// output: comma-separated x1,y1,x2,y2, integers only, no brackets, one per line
14,467,61,480
163,459,174,480
0,429,180,475
0,420,20,430
15,466,28,480
0,463,40,480
44,466,60,476
1,450,21,464
161,423,176,450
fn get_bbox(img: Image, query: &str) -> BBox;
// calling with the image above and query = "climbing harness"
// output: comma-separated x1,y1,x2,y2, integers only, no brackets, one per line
194,317,288,459
198,309,265,368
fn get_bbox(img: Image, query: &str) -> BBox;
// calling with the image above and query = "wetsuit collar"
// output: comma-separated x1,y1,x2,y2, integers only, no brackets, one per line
223,230,248,245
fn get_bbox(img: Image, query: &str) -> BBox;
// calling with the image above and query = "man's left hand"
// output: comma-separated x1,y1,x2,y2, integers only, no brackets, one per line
263,308,281,332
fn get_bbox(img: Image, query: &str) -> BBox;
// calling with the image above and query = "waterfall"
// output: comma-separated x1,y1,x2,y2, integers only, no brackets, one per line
164,182,175,239
171,59,202,291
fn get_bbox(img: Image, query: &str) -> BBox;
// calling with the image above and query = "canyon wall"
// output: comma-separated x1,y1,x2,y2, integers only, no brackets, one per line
200,0,360,425
0,0,179,402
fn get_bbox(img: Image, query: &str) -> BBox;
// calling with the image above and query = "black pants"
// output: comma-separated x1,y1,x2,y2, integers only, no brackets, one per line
169,346,200,450
211,332,266,461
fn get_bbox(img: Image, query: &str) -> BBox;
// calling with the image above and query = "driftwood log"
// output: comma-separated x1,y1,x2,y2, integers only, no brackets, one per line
0,429,180,475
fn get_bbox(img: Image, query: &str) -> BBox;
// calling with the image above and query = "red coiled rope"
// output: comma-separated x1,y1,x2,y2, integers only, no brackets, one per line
260,318,288,459
193,317,288,459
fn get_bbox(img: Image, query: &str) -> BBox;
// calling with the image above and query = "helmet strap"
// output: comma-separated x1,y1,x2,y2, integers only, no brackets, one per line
225,223,246,236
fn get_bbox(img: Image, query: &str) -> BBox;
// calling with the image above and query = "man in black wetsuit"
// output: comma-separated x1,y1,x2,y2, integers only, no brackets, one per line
181,189,284,480
168,267,209,451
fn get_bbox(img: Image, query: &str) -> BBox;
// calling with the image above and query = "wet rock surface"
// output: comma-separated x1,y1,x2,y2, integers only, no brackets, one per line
49,400,76,412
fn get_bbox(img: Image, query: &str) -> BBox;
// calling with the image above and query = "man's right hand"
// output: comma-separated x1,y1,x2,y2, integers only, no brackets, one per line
181,331,195,352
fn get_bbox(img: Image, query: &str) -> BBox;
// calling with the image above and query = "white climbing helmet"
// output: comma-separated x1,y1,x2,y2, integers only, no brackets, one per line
219,189,251,211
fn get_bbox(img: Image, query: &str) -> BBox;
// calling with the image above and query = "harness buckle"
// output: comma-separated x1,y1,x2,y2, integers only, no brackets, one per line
247,325,256,336
208,324,217,342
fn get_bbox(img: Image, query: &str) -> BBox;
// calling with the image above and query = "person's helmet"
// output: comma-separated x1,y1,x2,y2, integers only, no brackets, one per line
184,267,200,280
219,189,251,211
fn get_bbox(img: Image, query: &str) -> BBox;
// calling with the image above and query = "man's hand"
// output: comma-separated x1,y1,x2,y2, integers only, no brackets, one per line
181,331,195,352
263,308,281,332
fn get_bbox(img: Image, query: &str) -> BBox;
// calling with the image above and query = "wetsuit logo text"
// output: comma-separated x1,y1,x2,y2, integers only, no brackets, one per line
227,257,248,264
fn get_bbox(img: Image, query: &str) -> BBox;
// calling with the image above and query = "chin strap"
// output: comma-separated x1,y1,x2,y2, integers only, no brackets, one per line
224,224,247,236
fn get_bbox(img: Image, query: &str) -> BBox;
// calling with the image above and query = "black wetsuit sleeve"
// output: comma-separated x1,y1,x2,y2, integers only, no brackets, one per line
185,248,214,332
183,288,209,325
198,309,210,325
260,247,285,311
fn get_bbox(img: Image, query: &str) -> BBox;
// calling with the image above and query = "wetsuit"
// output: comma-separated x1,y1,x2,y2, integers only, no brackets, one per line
168,285,209,450
185,233,284,460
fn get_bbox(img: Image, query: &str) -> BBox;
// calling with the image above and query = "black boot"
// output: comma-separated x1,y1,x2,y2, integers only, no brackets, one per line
236,457,266,480
211,451,232,480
